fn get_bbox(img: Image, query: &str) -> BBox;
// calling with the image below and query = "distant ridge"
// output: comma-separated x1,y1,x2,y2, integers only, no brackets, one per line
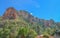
2,7,60,27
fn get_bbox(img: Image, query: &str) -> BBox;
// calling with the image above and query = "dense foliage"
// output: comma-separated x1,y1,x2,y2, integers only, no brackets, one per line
0,16,60,38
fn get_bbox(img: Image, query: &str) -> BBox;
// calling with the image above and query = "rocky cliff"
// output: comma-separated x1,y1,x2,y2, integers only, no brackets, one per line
2,7,59,27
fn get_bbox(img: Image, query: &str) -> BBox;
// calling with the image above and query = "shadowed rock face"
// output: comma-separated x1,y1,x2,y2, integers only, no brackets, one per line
54,31,60,38
3,7,18,19
54,34,60,38
18,10,55,25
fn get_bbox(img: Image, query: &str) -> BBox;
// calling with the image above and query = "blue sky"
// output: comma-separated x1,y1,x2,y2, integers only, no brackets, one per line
0,0,60,22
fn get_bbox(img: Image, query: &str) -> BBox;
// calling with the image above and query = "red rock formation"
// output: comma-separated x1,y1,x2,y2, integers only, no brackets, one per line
3,7,18,19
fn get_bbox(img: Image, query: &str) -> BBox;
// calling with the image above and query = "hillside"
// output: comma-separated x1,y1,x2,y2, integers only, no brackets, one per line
0,7,60,38
2,7,60,27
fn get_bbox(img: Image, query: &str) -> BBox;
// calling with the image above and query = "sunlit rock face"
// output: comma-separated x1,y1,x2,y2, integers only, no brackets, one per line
2,7,18,20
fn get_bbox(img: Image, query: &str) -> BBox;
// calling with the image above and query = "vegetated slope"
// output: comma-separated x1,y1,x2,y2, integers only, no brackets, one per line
0,16,38,38
0,7,60,38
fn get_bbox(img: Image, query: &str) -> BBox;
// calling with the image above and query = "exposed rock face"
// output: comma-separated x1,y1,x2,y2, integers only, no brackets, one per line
3,7,18,19
18,10,41,24
2,7,55,26
18,10,29,19
54,32,60,38
18,10,55,26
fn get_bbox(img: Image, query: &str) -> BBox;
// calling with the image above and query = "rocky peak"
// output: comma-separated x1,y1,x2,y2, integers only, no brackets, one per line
2,7,18,19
